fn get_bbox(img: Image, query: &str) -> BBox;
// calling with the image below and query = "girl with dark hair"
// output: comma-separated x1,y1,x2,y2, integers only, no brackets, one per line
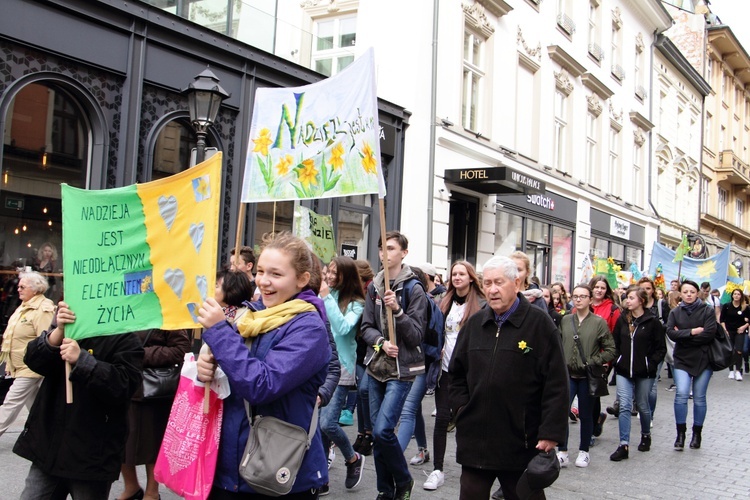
609,286,666,462
319,256,367,490
552,281,572,312
720,288,750,380
637,276,670,419
215,270,253,322
557,284,615,469
196,231,331,498
423,260,485,491
666,280,717,450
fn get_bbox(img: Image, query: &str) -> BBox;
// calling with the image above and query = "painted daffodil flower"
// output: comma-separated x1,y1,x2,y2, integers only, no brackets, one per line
361,142,377,174
252,128,273,156
297,159,319,189
276,155,293,176
329,143,345,170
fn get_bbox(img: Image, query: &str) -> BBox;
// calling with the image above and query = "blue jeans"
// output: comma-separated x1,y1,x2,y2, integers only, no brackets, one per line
356,363,371,434
21,462,112,499
321,385,356,462
648,360,665,417
397,373,427,451
559,378,593,452
673,368,712,426
615,374,652,444
368,374,412,495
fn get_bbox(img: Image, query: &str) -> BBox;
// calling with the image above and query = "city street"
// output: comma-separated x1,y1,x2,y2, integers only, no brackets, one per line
2,368,749,499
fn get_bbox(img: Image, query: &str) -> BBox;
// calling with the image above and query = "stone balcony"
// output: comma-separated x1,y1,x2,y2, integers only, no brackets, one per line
717,150,750,186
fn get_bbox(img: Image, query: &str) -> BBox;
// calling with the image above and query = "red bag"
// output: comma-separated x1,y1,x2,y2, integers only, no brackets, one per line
154,369,224,500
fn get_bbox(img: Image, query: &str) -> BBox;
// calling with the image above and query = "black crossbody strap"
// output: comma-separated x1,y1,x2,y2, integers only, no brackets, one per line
570,315,588,366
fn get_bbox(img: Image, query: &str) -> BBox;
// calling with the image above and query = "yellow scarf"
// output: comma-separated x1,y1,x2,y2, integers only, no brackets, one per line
236,299,316,338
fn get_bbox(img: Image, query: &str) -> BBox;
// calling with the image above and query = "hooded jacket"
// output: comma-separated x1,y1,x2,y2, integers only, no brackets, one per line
612,310,667,379
361,265,428,381
449,294,569,471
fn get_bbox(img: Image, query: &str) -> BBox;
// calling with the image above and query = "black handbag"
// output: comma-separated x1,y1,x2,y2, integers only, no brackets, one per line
570,316,609,397
708,323,733,371
140,331,182,400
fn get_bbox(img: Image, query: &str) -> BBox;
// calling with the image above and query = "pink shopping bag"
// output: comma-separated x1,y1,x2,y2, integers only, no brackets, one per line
154,372,224,500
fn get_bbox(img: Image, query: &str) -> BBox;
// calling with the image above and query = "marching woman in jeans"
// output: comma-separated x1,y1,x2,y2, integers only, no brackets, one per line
609,286,666,462
557,284,615,469
666,280,717,450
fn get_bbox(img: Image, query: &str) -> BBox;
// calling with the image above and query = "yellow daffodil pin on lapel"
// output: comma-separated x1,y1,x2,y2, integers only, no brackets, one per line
518,340,532,354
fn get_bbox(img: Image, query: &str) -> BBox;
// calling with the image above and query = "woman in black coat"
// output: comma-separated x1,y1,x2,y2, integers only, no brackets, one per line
666,280,716,451
117,329,191,500
719,288,750,381
609,286,666,462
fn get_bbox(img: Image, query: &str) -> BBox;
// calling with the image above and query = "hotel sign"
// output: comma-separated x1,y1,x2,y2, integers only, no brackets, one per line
444,166,545,195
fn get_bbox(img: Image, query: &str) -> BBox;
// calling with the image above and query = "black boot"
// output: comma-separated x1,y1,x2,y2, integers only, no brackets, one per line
637,434,651,452
674,423,687,450
689,425,702,449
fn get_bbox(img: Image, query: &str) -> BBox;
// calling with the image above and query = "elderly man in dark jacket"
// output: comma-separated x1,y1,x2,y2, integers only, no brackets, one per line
14,301,144,499
450,255,569,500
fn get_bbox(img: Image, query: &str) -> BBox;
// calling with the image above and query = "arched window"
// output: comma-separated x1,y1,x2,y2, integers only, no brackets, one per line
0,82,90,307
150,116,220,181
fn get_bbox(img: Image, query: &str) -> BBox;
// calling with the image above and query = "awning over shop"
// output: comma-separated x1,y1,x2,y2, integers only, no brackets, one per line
444,166,545,195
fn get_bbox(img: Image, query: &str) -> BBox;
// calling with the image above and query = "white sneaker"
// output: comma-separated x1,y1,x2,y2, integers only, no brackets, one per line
737,371,743,381
557,451,569,468
423,469,445,490
575,451,590,468
327,446,335,470
431,408,437,417
729,370,736,380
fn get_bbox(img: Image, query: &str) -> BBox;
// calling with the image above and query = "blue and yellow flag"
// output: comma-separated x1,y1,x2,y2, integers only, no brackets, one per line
649,242,730,291
62,154,222,340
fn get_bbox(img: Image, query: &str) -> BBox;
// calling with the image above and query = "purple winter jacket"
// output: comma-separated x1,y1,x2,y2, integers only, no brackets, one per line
203,289,331,494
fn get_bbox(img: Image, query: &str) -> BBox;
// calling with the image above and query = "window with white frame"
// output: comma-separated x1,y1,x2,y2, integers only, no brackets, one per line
588,1,602,61
737,198,745,228
587,112,599,187
609,127,620,197
553,90,567,172
700,176,709,213
705,112,713,147
462,29,485,132
516,61,539,159
706,57,712,87
720,125,726,152
719,187,728,219
611,24,623,81
311,15,356,77
632,143,642,207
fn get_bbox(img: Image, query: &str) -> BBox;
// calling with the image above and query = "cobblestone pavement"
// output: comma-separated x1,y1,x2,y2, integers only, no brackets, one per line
2,367,750,499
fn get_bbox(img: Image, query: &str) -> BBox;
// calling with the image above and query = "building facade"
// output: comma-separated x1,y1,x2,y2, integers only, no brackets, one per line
0,0,410,310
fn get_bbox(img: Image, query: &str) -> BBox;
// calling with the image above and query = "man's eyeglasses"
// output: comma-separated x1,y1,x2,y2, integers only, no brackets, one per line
571,295,589,300
17,285,27,290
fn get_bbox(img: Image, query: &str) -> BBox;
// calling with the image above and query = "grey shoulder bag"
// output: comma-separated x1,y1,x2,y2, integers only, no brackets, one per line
238,338,318,497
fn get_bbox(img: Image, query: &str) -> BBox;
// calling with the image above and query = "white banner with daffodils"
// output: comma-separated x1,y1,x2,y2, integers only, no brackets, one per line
241,48,386,202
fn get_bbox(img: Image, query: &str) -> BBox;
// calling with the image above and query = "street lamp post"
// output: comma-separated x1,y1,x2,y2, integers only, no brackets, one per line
183,67,230,164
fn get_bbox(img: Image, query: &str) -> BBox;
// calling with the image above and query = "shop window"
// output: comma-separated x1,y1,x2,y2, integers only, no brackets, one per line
527,219,550,245
152,118,201,180
494,212,523,255
591,236,608,260
610,242,625,268
337,207,369,261
551,226,573,287
253,201,295,249
626,246,642,269
1,82,90,309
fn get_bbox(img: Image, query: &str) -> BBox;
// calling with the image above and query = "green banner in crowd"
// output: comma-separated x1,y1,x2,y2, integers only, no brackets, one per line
293,205,336,263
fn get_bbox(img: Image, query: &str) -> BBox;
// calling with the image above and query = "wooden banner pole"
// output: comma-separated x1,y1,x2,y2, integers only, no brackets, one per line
65,361,73,404
272,201,277,234
378,199,395,346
